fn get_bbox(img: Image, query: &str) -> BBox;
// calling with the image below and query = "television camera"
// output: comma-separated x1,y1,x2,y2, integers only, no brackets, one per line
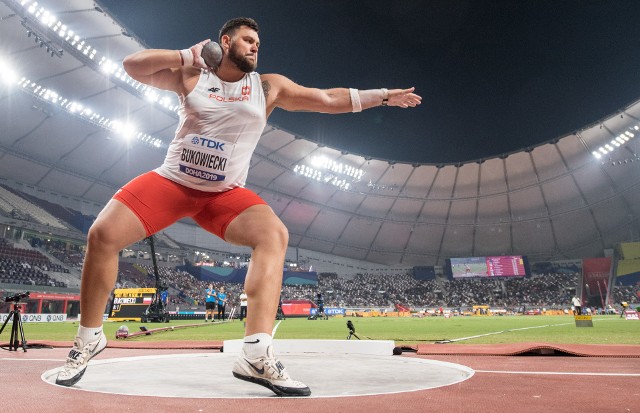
1,291,30,351
4,291,30,303
346,319,360,340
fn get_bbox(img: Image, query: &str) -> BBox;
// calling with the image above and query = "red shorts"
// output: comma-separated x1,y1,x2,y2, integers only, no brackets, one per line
113,171,267,239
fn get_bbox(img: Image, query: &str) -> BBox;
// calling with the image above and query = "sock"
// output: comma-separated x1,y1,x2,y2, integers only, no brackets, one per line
77,326,103,343
243,332,272,358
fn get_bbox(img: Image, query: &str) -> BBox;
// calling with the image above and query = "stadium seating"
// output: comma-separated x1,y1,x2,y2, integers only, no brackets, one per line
0,185,68,229
0,238,67,288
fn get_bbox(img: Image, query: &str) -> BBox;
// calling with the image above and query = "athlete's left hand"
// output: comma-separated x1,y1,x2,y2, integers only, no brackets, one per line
388,87,422,108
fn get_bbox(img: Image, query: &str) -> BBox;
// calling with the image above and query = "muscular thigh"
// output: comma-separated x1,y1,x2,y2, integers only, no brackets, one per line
192,187,268,240
223,203,287,248
114,171,201,236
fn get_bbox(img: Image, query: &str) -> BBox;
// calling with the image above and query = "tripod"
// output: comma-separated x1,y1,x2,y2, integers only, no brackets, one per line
275,298,286,320
0,302,28,351
346,320,360,340
347,328,360,340
140,235,170,323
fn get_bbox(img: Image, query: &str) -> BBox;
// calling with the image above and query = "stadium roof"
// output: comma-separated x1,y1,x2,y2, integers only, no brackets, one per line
0,0,639,266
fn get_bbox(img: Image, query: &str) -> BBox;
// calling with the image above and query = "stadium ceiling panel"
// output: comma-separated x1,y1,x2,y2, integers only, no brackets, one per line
441,225,475,257
404,224,444,259
36,168,93,196
511,220,556,256
0,93,46,141
477,195,509,224
0,152,52,183
553,210,600,249
474,225,512,256
296,184,336,206
0,0,638,267
372,222,412,251
386,198,421,222
452,163,480,198
402,167,436,197
531,143,568,180
478,157,508,195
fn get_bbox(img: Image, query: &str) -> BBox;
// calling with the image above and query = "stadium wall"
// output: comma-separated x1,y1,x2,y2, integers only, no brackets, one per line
178,264,318,285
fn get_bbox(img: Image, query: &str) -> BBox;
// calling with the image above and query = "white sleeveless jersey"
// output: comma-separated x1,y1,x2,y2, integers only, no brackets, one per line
154,70,266,192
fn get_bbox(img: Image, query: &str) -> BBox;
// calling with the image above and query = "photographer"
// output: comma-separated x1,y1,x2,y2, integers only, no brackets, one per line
316,292,328,320
346,320,359,340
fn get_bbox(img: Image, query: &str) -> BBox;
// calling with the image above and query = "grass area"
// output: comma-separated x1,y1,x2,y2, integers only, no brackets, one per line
7,315,639,345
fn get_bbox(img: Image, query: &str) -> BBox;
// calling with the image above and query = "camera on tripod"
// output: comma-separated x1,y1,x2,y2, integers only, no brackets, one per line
1,291,30,351
347,320,355,333
4,291,30,303
346,319,360,340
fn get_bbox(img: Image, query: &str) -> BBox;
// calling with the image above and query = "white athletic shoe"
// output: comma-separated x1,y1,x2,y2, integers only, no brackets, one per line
55,332,108,386
232,345,311,397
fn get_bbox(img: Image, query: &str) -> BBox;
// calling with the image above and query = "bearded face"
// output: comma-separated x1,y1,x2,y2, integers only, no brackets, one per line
228,39,257,73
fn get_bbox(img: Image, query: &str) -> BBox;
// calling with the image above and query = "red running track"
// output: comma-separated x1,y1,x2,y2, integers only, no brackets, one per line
1,344,638,413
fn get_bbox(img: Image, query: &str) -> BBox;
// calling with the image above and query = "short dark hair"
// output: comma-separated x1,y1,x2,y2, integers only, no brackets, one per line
219,17,259,42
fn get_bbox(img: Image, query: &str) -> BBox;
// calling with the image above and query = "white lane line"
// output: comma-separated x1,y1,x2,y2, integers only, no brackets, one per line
476,370,640,377
271,320,282,337
440,316,626,343
437,322,574,343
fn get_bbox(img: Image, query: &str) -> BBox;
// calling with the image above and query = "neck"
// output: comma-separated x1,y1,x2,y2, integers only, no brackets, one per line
215,59,247,82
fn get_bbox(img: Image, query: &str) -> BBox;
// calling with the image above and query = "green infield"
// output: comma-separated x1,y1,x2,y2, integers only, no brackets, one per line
4,315,638,345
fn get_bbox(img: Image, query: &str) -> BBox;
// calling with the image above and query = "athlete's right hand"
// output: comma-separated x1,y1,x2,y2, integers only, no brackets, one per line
181,39,210,69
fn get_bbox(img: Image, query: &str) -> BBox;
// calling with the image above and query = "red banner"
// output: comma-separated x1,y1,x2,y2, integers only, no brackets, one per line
29,292,80,300
281,299,314,316
582,257,611,308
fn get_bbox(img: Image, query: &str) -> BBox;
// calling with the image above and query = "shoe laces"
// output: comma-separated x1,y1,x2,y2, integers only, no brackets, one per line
263,357,290,380
63,339,93,369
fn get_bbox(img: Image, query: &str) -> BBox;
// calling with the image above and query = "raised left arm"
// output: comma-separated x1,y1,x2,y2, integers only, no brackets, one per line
261,73,421,115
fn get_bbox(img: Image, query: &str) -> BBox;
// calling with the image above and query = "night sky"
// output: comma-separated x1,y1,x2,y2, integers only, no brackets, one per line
99,0,640,164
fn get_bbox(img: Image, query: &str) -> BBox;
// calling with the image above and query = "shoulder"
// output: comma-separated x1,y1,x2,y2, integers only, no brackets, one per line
259,73,297,91
260,73,287,83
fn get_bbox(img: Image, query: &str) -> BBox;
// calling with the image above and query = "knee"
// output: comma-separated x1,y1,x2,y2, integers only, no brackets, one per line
273,221,289,249
87,221,123,252
255,220,289,251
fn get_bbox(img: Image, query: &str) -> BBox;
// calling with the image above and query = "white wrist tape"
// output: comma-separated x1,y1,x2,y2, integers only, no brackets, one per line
179,49,193,67
381,88,389,106
349,88,362,113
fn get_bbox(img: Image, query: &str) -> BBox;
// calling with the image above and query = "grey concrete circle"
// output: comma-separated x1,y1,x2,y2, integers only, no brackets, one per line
42,353,474,398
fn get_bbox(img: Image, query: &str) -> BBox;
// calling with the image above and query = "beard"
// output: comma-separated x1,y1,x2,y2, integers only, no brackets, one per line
228,41,257,73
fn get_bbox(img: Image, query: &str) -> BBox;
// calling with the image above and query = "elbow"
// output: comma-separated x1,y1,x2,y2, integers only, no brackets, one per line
122,51,148,78
122,54,136,76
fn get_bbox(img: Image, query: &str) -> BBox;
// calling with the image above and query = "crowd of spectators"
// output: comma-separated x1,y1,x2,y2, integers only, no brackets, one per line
42,242,85,270
279,271,601,312
278,272,560,310
114,263,243,311
441,278,500,307
2,235,638,313
65,256,640,313
0,238,67,287
611,285,640,307
315,273,441,308
502,273,579,308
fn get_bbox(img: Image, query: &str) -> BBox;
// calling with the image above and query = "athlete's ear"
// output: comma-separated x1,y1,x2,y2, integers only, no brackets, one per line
221,34,231,51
